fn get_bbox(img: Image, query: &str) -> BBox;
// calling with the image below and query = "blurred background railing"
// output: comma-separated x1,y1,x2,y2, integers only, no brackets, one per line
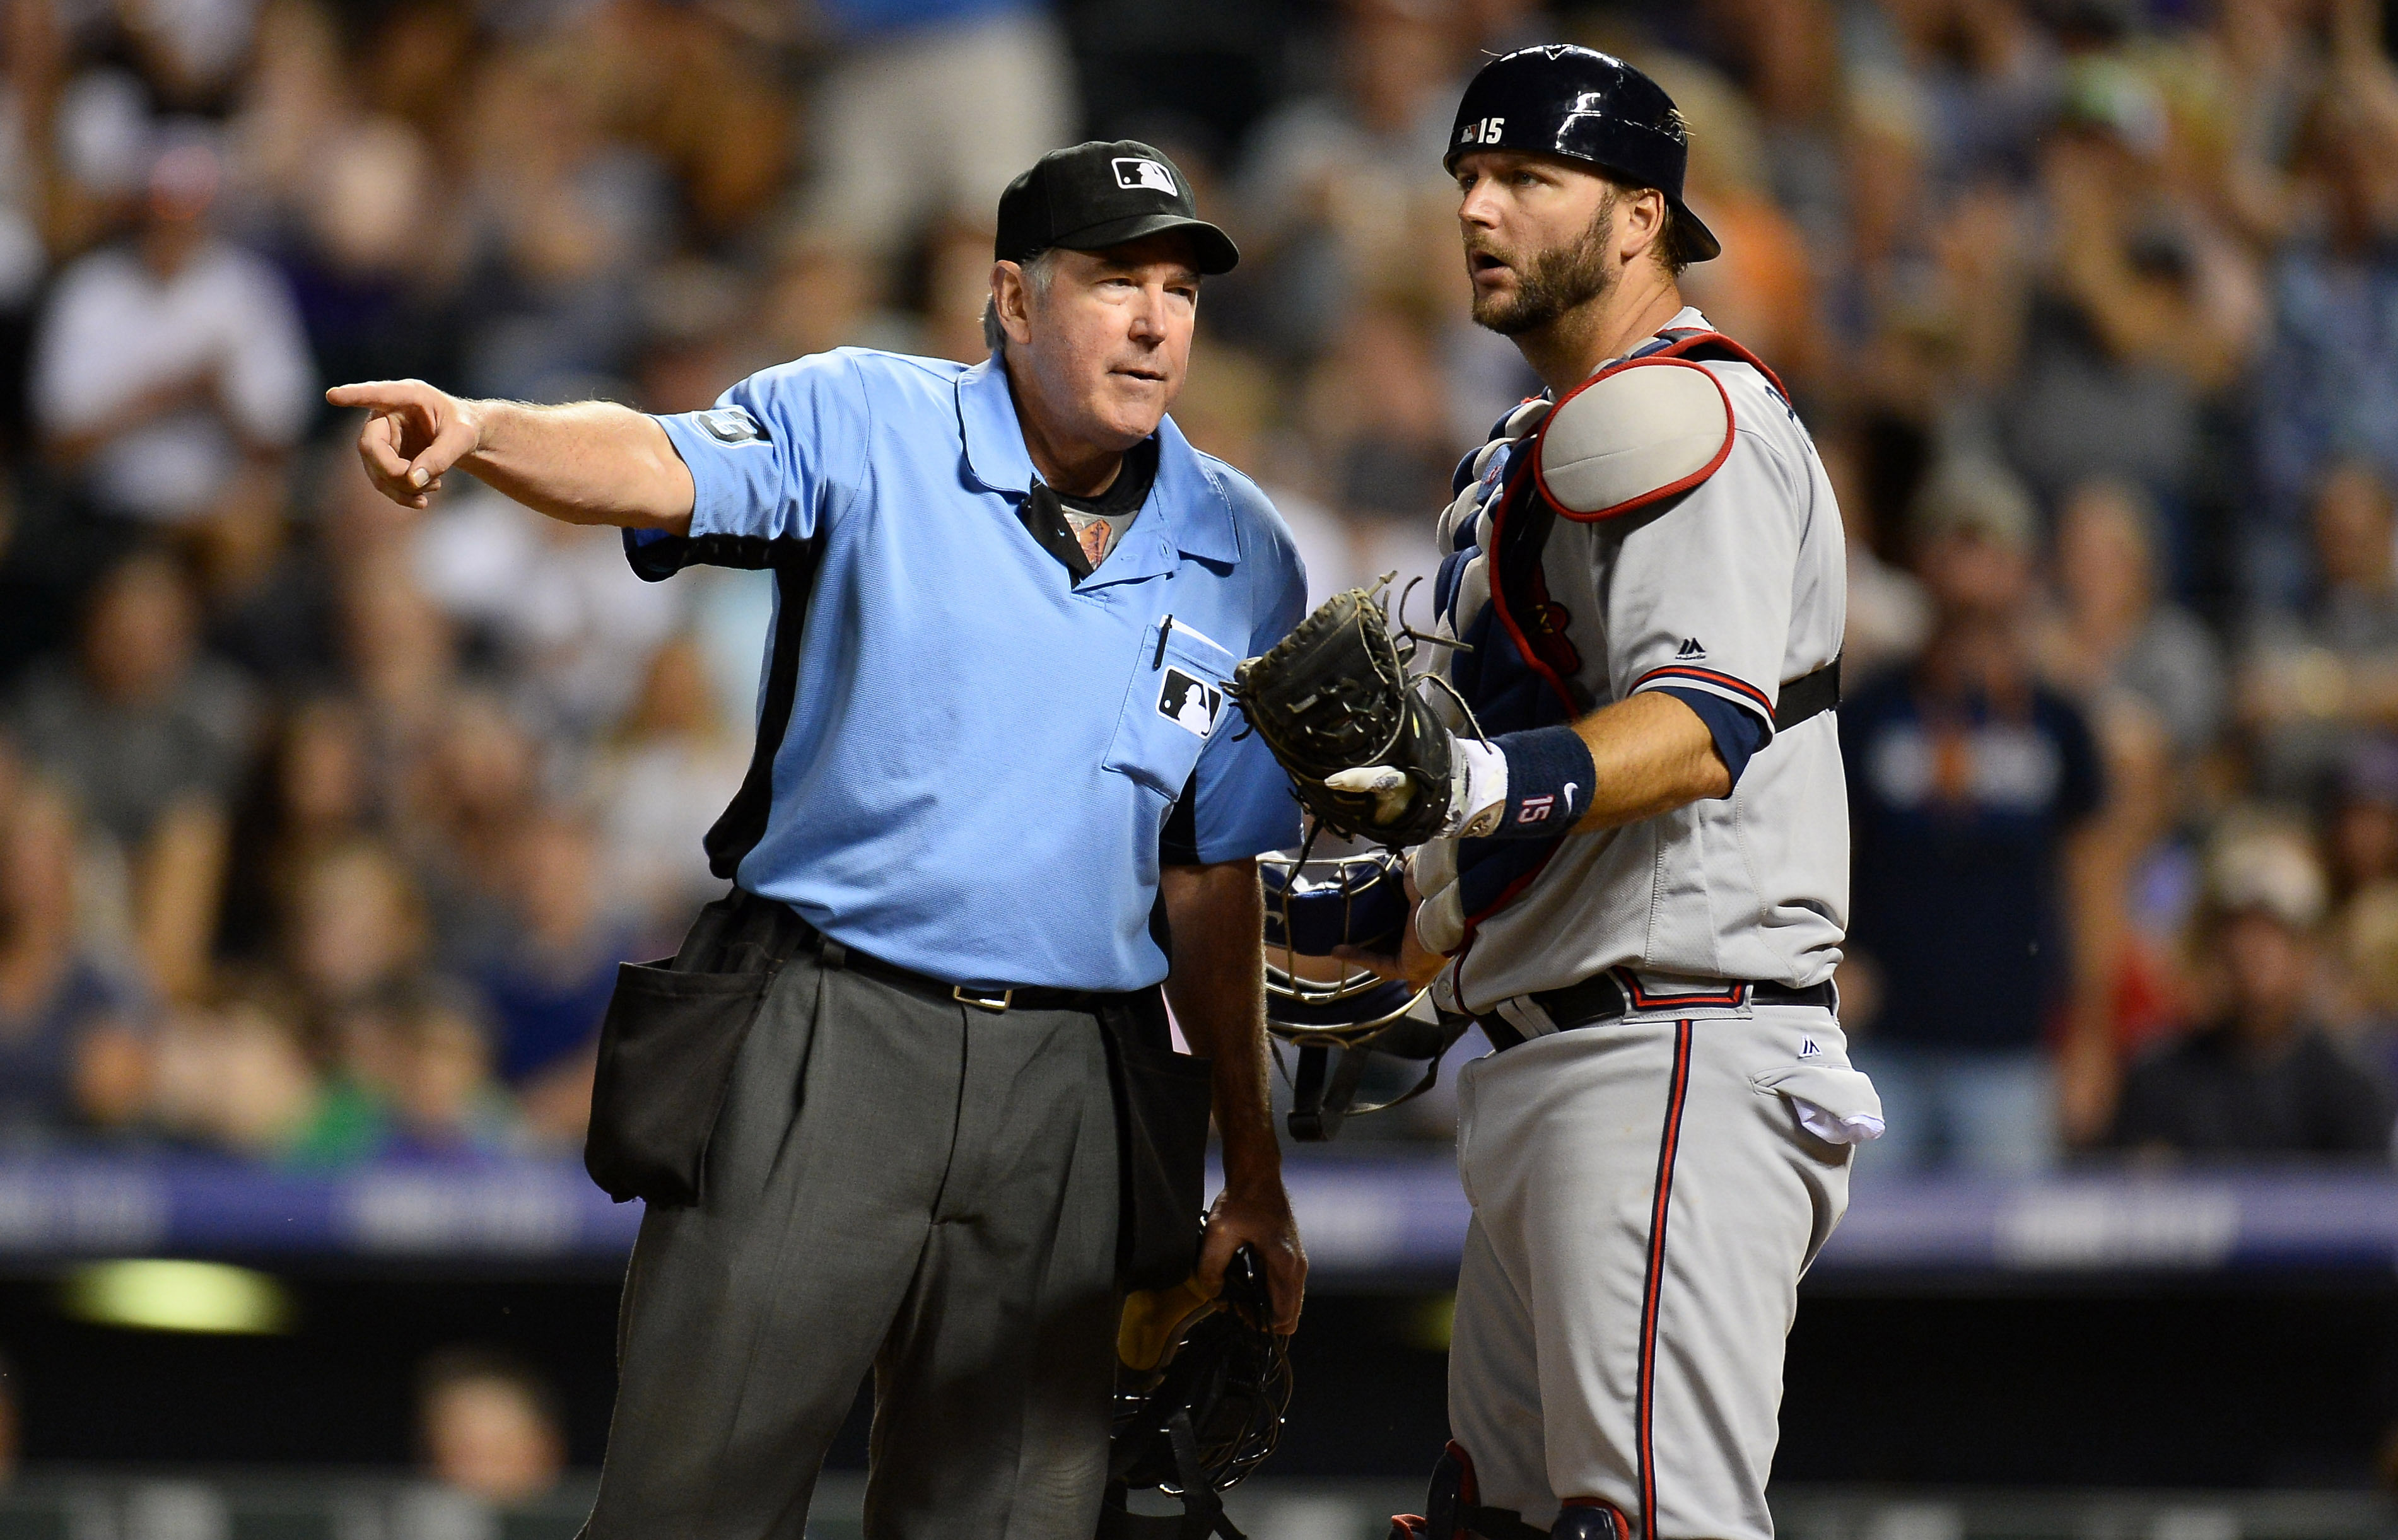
7,0,2398,1513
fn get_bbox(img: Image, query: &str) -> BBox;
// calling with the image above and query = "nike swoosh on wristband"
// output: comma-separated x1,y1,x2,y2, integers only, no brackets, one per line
1564,781,1579,814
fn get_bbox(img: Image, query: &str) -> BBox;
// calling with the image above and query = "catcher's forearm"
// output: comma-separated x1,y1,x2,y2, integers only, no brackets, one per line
1159,860,1285,1195
1567,691,1730,833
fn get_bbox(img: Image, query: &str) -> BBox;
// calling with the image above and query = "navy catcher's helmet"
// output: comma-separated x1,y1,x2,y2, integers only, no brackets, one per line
1261,843,1468,1141
1445,44,1720,262
1097,1245,1292,1540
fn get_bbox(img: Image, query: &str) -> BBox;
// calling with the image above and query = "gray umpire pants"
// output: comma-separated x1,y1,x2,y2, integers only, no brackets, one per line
583,943,1123,1540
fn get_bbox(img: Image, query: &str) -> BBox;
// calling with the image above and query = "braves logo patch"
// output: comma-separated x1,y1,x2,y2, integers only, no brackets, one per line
1157,668,1222,738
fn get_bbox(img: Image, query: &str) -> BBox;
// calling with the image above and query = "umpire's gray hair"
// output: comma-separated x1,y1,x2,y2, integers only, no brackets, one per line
983,248,1063,361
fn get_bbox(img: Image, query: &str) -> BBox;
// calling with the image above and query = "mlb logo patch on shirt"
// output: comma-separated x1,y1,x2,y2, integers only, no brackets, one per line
1157,668,1222,737
696,406,768,445
1113,157,1177,195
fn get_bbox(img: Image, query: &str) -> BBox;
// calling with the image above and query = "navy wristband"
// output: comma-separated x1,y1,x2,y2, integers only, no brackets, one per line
1487,724,1598,837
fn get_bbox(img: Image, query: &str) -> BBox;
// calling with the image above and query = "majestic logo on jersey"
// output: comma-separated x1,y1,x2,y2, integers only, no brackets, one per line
1799,1039,1822,1059
1113,158,1177,194
1676,638,1707,660
1157,668,1221,737
695,406,768,445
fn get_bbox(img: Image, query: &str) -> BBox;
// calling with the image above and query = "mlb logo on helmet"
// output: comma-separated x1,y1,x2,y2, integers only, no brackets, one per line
1113,158,1177,195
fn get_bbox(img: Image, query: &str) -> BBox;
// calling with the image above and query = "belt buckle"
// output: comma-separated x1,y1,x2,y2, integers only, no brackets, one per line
953,985,1012,1012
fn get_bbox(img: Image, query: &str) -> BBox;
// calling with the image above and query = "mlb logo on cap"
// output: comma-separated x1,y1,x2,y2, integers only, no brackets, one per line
993,139,1240,274
1113,158,1176,195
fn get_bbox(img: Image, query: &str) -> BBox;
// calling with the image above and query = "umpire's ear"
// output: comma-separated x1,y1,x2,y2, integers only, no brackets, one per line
990,260,1038,353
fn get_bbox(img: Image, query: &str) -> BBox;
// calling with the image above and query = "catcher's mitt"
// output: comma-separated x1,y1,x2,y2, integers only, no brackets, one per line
1230,586,1453,848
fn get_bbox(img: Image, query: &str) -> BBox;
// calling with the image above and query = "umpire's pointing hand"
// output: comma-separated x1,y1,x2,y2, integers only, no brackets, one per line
327,379,484,510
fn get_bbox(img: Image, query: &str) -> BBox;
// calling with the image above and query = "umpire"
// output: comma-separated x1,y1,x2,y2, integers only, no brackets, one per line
330,141,1310,1539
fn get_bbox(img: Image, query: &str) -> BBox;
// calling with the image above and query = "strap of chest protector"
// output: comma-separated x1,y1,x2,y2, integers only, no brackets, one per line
1284,1013,1471,1141
1774,655,1840,733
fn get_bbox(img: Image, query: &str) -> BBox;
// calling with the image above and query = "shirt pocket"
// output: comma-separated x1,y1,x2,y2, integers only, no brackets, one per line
1104,619,1238,797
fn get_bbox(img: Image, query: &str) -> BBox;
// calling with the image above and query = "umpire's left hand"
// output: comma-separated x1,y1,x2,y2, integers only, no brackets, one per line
1199,1185,1306,1334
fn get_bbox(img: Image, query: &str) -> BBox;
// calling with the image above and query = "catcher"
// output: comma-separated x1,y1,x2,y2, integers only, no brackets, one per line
1237,47,1882,1540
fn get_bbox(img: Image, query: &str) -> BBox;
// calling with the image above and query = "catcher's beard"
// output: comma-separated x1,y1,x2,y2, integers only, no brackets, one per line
1470,189,1619,337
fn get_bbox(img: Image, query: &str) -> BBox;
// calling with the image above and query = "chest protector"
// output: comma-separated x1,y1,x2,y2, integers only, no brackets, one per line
1427,327,1795,952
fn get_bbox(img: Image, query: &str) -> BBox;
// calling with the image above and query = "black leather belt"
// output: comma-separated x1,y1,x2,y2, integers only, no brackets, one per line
1478,972,1835,1053
796,917,1136,1015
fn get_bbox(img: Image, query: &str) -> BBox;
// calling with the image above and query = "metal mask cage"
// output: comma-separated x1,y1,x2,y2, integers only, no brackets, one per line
1261,847,1428,1043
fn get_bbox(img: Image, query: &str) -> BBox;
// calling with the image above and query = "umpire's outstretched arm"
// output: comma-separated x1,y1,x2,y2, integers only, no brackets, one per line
327,380,695,532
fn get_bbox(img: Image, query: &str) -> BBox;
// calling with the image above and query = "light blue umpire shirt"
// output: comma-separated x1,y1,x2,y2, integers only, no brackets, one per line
628,346,1307,992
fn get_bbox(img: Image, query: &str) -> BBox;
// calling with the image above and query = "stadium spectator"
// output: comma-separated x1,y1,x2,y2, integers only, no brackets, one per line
798,0,1077,267
2071,700,2201,1068
2112,823,2396,1160
409,484,679,739
6,549,256,1000
218,697,376,965
2327,738,2398,907
1842,455,2111,1171
401,694,534,965
30,133,313,552
329,981,515,1160
2035,477,2225,754
0,783,149,1143
416,1346,566,1505
284,840,426,1024
1302,300,1456,600
465,811,629,1146
1821,427,1931,687
2240,460,2398,796
2004,59,2262,580
147,995,362,1161
588,636,746,943
1234,0,1468,357
2248,56,2398,611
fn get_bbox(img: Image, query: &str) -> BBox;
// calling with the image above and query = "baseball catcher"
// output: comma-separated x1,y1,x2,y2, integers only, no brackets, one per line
1242,45,1884,1540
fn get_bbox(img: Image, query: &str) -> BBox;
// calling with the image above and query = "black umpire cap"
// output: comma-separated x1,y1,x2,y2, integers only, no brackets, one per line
1446,45,1721,263
995,140,1240,275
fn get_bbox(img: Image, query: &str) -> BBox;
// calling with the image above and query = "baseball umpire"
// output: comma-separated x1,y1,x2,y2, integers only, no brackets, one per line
330,139,1309,1539
1241,47,1885,1540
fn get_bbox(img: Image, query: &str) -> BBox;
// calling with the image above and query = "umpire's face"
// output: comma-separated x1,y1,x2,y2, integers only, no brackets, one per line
991,233,1200,452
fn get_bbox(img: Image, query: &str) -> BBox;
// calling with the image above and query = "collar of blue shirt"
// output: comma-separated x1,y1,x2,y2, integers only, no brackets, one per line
954,355,1243,580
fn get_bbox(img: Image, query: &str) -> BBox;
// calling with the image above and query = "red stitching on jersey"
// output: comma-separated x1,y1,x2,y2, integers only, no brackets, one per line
1632,664,1775,718
1637,1021,1695,1540
1614,967,1749,1010
1533,356,1735,523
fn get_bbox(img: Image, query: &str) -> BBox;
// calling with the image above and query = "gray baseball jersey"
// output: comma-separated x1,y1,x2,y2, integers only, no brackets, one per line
1410,310,1880,1540
1420,306,1849,1017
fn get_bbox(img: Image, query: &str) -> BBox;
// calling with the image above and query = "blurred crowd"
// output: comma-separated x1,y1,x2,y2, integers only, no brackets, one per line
8,0,2398,1171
